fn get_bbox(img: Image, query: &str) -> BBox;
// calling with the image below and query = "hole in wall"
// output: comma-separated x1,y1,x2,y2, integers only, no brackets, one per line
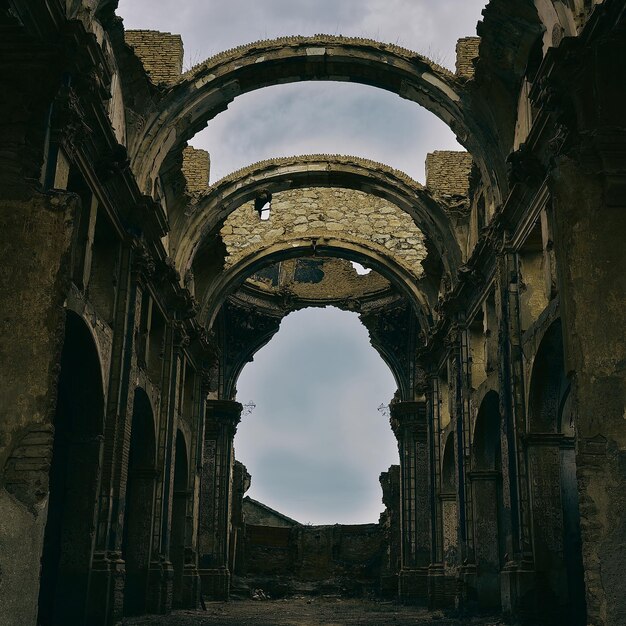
234,306,397,525
351,261,372,275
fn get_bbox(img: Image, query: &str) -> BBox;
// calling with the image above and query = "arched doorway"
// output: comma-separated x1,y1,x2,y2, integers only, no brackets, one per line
527,319,586,625
122,388,157,616
470,391,504,609
171,429,189,607
37,311,105,625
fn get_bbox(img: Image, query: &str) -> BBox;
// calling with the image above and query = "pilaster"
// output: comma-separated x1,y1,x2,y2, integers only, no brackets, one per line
198,399,242,600
390,400,430,603
495,249,535,617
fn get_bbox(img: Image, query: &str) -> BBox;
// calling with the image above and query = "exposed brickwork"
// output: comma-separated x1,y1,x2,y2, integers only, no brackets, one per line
455,37,480,79
425,151,473,197
124,30,183,85
182,147,210,195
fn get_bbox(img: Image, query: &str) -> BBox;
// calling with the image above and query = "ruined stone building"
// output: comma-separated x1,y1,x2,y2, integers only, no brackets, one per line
0,1,625,625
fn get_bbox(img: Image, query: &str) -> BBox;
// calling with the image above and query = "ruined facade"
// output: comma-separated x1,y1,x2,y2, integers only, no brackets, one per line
0,1,625,625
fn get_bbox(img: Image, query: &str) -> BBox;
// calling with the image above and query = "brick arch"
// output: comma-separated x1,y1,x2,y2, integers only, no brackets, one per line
175,154,462,279
129,35,505,203
198,236,434,333
219,291,416,403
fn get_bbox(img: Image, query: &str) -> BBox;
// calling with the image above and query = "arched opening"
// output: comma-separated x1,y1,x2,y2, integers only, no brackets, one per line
122,388,157,616
470,391,504,609
190,82,463,185
527,319,586,625
171,430,189,607
176,155,462,284
234,306,398,525
37,310,105,625
128,34,502,202
441,433,459,578
198,239,433,330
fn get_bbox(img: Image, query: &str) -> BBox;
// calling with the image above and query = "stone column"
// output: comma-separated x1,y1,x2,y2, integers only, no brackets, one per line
146,323,186,614
86,243,146,625
390,400,430,602
198,399,242,599
496,250,536,615
450,328,477,604
441,492,459,592
0,188,76,626
427,376,450,608
179,366,211,609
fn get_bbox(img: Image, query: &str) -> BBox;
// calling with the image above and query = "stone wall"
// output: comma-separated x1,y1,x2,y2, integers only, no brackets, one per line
243,497,300,528
221,188,427,280
124,30,184,84
455,37,480,79
241,522,383,595
425,151,473,197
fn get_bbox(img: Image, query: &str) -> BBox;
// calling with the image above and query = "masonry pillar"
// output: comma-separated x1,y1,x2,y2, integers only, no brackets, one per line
548,143,626,626
427,376,451,608
178,365,211,609
85,243,144,625
450,327,477,605
390,400,430,602
470,469,502,608
496,250,536,617
198,399,242,599
146,322,185,614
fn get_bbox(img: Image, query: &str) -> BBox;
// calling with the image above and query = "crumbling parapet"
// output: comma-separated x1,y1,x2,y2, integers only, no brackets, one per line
124,30,184,84
455,37,480,80
425,151,473,198
182,147,211,196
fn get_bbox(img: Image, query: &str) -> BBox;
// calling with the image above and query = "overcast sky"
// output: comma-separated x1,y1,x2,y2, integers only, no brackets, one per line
234,307,397,524
116,0,487,524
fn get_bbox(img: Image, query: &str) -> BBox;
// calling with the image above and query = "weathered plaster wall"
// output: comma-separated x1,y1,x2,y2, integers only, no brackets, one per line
0,192,76,626
221,188,427,280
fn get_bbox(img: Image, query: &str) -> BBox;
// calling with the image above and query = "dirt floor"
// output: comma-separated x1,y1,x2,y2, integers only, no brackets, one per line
123,597,505,626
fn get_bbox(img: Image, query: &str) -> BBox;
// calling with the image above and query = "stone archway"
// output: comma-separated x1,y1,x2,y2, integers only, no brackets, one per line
174,155,463,278
37,310,105,626
129,36,503,203
526,319,586,626
197,238,434,331
122,388,157,617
